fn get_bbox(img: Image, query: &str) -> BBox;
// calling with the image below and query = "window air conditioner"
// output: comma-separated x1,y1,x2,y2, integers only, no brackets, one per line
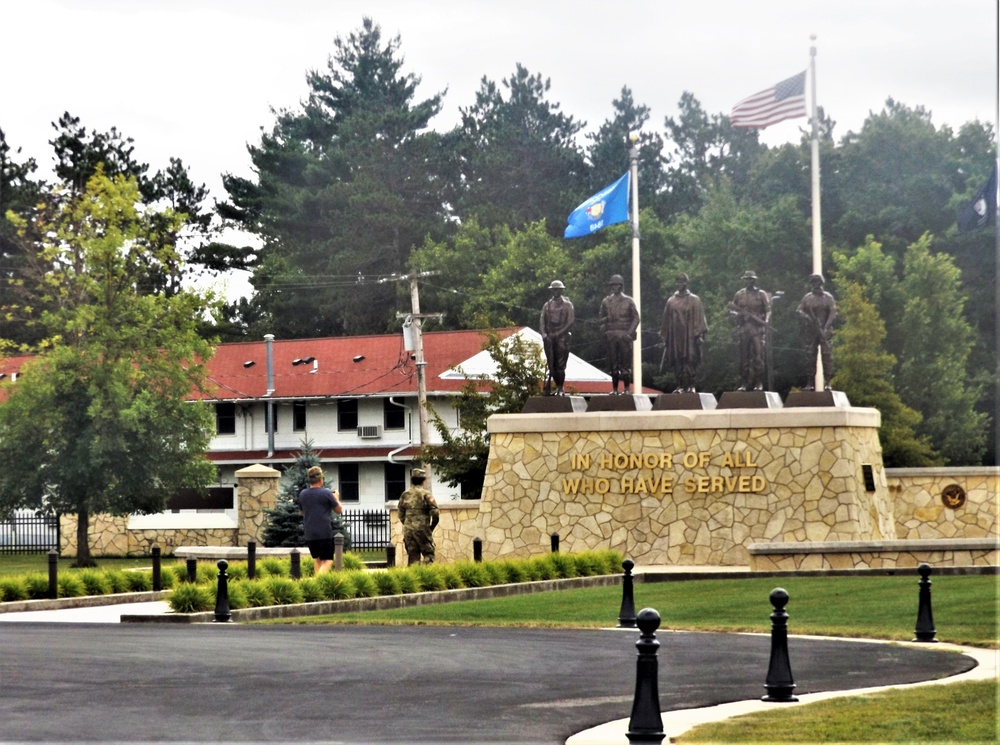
358,425,381,439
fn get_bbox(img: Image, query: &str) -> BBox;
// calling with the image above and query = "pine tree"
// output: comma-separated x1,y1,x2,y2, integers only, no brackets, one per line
261,441,352,549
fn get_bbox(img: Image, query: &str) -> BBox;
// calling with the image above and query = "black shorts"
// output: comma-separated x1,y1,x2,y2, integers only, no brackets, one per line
306,538,334,561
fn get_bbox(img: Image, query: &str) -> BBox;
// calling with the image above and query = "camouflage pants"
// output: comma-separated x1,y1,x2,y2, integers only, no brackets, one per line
403,526,435,565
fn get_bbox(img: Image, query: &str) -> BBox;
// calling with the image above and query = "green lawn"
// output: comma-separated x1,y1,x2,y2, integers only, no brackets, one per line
0,554,155,575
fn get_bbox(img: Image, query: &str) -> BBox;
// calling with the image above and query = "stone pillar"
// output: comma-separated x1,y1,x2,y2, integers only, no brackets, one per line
235,464,280,546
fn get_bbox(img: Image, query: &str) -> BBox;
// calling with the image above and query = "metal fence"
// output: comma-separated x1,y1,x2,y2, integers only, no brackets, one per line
0,510,59,554
339,509,392,551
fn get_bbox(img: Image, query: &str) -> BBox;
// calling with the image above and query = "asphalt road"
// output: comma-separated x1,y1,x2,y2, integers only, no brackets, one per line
0,624,973,744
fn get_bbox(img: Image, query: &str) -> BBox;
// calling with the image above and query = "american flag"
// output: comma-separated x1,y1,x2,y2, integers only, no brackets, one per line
731,71,807,129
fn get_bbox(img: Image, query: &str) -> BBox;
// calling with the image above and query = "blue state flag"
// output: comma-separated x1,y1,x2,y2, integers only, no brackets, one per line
564,172,630,239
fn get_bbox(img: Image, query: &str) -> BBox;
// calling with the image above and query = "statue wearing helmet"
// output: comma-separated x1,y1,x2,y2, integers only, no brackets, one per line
599,274,640,394
540,280,574,395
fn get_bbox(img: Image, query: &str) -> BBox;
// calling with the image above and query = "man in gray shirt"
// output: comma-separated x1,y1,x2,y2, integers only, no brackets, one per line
298,466,342,574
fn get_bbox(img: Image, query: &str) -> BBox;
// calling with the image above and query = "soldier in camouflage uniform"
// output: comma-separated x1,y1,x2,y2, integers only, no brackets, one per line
397,468,440,565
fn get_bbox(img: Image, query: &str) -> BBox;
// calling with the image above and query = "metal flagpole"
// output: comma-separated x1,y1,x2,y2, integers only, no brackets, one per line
809,35,824,391
629,136,642,394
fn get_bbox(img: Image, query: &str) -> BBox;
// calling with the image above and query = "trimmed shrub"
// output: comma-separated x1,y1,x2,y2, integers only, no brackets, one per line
168,583,212,613
314,573,349,600
388,568,419,594
595,549,626,574
266,577,304,605
24,574,50,599
157,569,176,589
224,581,249,610
499,560,528,584
527,556,556,581
77,570,112,596
342,553,365,571
572,552,601,577
545,553,578,579
196,564,218,585
0,577,29,602
346,570,378,598
410,565,447,592
225,562,248,581
57,574,86,598
482,561,506,585
373,571,401,596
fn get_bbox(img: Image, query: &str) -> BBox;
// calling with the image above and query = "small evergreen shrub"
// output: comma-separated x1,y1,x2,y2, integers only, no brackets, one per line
347,570,377,598
224,582,249,610
103,570,132,594
528,556,556,581
77,570,112,596
481,561,506,585
342,553,365,571
158,569,176,589
57,574,86,598
595,549,626,574
196,564,218,585
410,565,446,592
168,583,213,613
258,558,287,577
298,578,324,603
266,577,304,605
572,552,600,577
0,577,29,602
314,573,345,600
373,571,401,596
166,564,189,584
125,571,153,592
240,579,274,608
499,560,528,584
453,561,490,588
440,566,465,590
24,574,50,599
388,568,419,594
545,553,578,579
225,562,248,581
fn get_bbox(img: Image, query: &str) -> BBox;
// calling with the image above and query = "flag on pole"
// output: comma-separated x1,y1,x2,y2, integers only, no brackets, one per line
731,71,807,129
957,164,998,232
564,172,630,238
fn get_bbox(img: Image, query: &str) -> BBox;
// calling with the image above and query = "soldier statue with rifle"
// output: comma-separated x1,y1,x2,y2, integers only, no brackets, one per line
539,280,574,395
729,270,772,391
795,273,837,391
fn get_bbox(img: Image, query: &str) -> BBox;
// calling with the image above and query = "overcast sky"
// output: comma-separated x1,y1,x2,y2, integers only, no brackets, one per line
1,0,997,299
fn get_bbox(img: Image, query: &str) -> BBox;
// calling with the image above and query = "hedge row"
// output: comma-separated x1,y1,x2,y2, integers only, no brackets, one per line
168,550,626,613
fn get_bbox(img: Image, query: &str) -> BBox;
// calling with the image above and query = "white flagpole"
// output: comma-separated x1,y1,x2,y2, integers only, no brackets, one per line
810,35,825,391
629,136,642,394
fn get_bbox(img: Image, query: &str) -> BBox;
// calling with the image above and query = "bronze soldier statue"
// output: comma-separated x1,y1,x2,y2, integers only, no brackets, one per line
397,468,440,565
599,274,640,394
795,273,837,390
660,272,708,393
539,280,574,395
729,270,772,391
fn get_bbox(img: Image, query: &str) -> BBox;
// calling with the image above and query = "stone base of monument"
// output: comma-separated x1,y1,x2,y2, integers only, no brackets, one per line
716,390,784,409
585,394,653,412
521,395,588,414
651,392,718,410
784,390,851,408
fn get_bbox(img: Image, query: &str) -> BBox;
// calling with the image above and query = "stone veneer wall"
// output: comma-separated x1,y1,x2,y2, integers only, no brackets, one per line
388,502,481,564
886,467,999,540
58,464,280,558
748,538,999,571
478,408,891,566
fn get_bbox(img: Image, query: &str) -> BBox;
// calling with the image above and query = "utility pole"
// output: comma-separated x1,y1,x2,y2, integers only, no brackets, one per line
384,271,443,485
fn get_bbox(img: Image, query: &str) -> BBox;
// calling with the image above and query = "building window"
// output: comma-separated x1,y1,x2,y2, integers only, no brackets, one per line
263,403,278,433
293,401,307,432
338,463,360,502
216,402,236,435
338,398,358,431
383,398,406,430
384,462,407,501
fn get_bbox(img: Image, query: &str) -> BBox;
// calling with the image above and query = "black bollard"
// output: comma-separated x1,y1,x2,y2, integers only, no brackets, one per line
912,563,938,643
151,545,162,592
473,538,483,563
47,550,59,599
626,608,665,743
550,533,560,553
186,557,197,584
618,559,637,628
290,549,301,579
334,533,344,571
762,588,798,702
385,544,396,568
247,540,256,580
214,560,231,622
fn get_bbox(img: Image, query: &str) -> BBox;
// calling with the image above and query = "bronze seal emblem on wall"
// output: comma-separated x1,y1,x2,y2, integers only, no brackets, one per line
941,483,966,509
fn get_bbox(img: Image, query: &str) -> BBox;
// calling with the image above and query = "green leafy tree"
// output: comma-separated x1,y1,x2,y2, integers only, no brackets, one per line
218,18,449,339
830,280,938,466
421,329,545,498
261,440,351,549
0,169,218,566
